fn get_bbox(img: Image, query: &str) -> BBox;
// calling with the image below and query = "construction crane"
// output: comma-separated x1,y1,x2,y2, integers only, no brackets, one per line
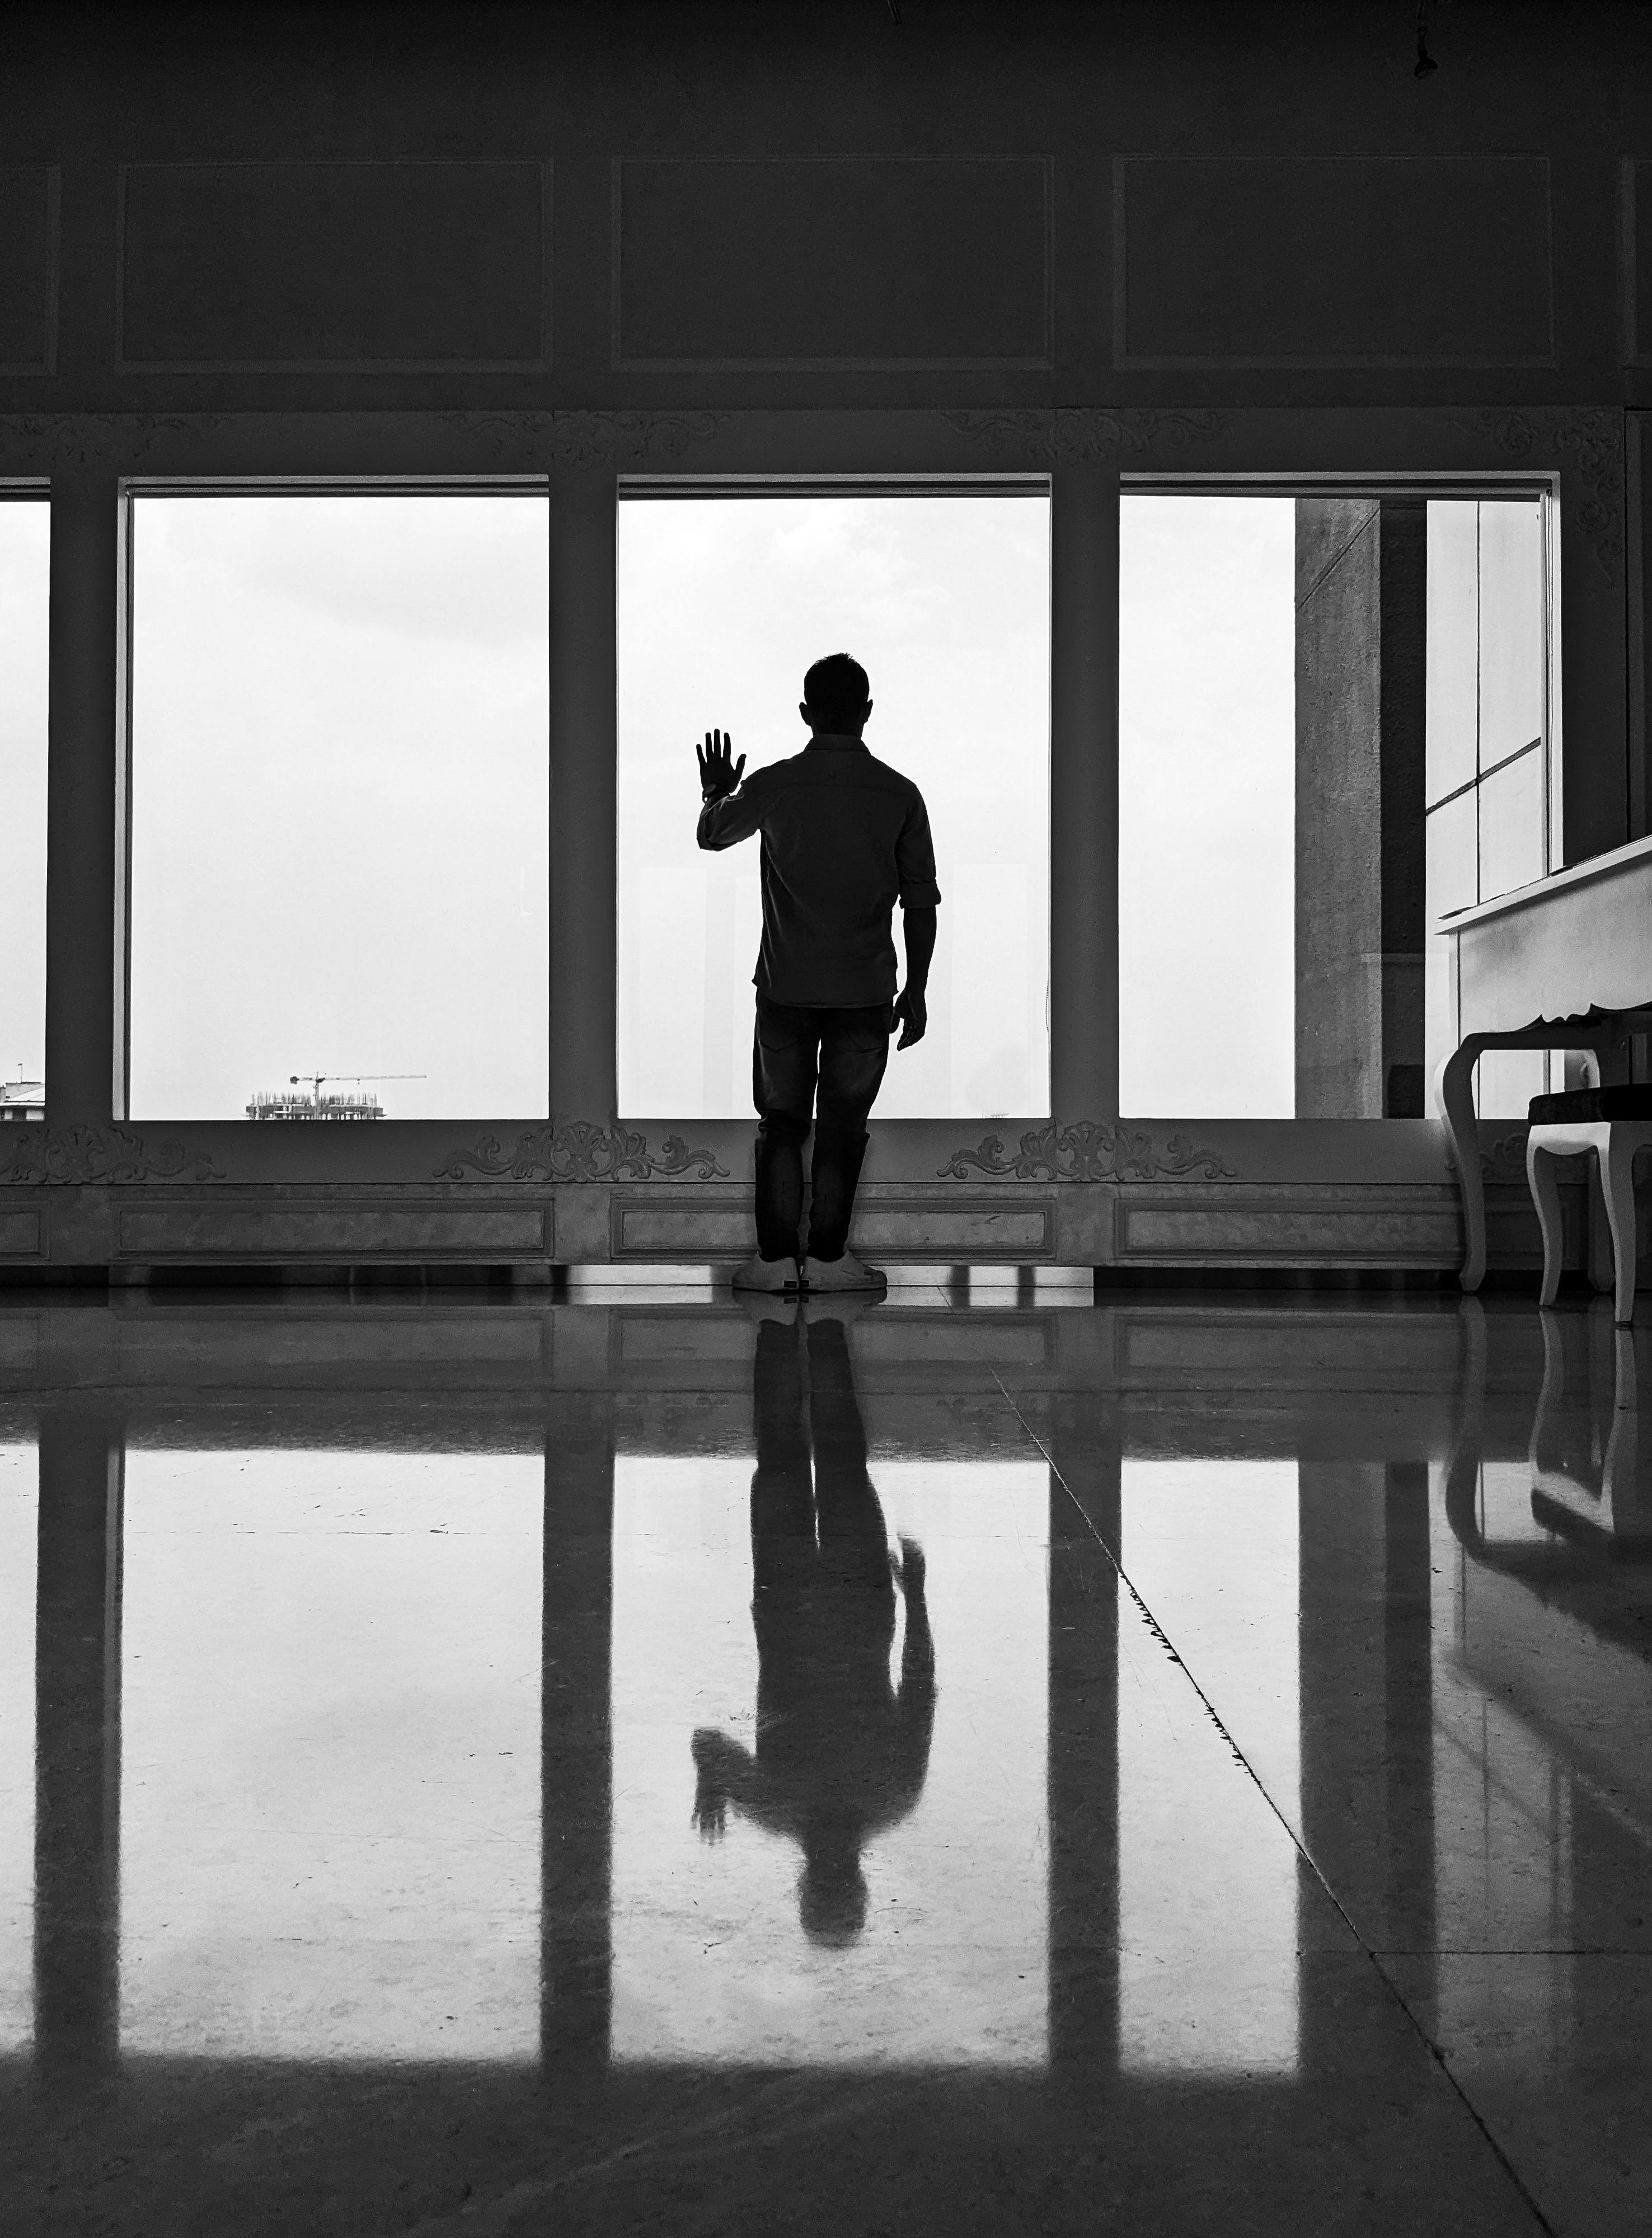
287,1073,427,1098
245,1072,427,1122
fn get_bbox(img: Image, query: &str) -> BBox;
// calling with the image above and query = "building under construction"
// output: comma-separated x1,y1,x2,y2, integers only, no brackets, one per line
246,1072,423,1121
246,1086,383,1120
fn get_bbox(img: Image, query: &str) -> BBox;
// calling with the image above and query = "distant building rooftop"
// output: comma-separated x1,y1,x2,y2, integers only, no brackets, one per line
0,1080,44,1122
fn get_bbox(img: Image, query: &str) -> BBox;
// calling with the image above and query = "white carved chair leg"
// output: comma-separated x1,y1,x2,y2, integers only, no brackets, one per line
1526,1135,1566,1308
1602,1132,1646,1326
1437,1044,1486,1291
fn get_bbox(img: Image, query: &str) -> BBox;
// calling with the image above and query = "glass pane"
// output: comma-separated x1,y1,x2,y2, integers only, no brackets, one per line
128,495,550,1120
1119,495,1295,1116
0,503,49,1120
1476,1047,1546,1120
1425,500,1477,809
1424,789,1477,1090
121,1447,542,2061
616,494,1050,1120
610,1444,1048,2066
1118,1460,1299,2076
1477,500,1545,771
0,1442,35,2052
1479,744,1546,903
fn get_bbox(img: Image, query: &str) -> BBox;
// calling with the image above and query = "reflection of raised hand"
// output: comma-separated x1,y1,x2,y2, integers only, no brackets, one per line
692,1726,751,1842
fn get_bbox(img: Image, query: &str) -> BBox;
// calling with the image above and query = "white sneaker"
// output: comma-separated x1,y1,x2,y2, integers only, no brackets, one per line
731,1254,800,1292
800,1252,885,1292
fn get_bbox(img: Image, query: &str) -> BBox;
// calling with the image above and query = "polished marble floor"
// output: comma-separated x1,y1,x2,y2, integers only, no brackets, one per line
1,1274,1650,2232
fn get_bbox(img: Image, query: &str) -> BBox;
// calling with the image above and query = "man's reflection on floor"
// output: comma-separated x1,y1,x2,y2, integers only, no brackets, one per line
691,1305,936,1946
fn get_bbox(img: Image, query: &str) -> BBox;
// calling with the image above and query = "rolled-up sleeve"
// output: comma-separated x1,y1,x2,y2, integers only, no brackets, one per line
895,791,942,908
697,785,763,852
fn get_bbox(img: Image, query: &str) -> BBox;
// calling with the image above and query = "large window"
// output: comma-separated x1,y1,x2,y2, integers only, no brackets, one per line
1423,499,1552,1118
616,487,1051,1121
1119,487,1551,1120
0,499,49,1121
126,492,550,1121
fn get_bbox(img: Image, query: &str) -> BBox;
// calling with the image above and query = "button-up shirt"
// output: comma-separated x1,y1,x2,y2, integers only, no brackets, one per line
697,735,941,1007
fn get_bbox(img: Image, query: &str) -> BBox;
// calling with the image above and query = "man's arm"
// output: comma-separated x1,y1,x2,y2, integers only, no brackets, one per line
894,907,936,1049
893,791,941,1049
694,726,762,852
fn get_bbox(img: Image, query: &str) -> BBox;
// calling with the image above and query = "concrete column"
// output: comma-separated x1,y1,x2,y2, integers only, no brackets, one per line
1050,467,1120,1119
1294,498,1427,1117
45,470,123,1125
34,1412,123,2081
548,470,618,1122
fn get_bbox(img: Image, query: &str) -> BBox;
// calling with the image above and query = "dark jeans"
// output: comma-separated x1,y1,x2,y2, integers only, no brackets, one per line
753,995,891,1261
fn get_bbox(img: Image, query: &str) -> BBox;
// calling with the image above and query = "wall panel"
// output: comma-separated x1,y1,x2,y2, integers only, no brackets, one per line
118,162,548,368
614,156,1051,369
1115,156,1555,369
0,168,57,373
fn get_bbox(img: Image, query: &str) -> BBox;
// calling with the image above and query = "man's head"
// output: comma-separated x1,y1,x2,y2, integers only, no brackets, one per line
798,1824,869,1946
801,652,872,739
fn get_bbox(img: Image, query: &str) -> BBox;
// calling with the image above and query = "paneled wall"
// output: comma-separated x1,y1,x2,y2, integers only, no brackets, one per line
0,1,1638,416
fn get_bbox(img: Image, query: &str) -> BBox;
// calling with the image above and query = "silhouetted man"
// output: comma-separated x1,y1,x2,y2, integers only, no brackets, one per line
691,1306,936,1946
696,652,940,1293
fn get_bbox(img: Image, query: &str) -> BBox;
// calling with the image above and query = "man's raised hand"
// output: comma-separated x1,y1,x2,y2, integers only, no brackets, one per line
696,728,745,800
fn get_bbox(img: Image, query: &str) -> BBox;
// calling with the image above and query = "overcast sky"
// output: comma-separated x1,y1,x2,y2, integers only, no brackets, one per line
1119,496,1295,1119
0,503,49,1094
618,493,1050,1120
128,495,550,1121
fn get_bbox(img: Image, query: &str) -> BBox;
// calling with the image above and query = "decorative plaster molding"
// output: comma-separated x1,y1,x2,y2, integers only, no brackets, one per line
1477,1127,1588,1184
437,410,729,467
0,1125,226,1185
0,414,229,467
938,407,1232,465
938,1122,1236,1183
1478,1129,1530,1184
434,1118,729,1183
1444,407,1623,583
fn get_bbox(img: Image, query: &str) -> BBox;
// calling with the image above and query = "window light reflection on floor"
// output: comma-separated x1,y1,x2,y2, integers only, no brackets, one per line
0,1444,34,2054
119,1449,542,2063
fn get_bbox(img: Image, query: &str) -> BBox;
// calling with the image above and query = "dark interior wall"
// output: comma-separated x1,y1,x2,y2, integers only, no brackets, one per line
0,0,1643,418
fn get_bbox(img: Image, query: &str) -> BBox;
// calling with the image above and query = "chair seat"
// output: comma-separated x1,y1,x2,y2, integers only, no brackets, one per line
1528,1085,1652,1124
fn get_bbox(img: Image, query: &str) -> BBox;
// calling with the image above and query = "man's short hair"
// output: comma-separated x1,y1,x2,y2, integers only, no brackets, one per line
802,653,870,729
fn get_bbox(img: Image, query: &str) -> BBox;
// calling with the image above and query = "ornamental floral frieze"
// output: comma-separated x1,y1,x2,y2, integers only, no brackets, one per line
0,1125,226,1185
436,410,729,468
0,414,230,468
1443,407,1623,583
938,407,1232,466
938,1122,1235,1183
435,1119,729,1183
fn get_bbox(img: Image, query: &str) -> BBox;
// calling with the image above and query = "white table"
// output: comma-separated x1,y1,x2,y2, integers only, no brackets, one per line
1435,831,1652,1291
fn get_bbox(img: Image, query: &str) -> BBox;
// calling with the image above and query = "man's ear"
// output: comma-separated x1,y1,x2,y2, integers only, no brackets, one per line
799,701,812,726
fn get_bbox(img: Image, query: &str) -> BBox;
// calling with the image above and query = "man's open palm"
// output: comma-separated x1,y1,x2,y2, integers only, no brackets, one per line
697,728,745,799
